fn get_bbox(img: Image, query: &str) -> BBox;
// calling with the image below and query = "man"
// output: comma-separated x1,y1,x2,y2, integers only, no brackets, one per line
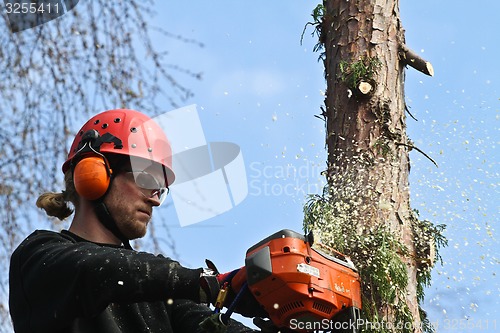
9,109,268,333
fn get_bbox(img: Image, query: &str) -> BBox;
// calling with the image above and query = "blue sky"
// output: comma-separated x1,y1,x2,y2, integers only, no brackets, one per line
124,1,499,331
152,2,328,265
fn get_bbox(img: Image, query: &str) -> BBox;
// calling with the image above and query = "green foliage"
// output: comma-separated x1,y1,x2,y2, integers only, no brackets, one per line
373,139,392,157
301,3,326,60
412,211,448,305
311,3,325,23
362,230,408,303
339,56,381,89
303,186,446,332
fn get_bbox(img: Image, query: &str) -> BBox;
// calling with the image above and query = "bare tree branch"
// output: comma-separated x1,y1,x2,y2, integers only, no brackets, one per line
399,44,434,76
0,2,201,330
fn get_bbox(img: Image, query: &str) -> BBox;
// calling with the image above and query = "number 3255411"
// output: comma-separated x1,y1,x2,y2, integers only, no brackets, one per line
5,2,60,14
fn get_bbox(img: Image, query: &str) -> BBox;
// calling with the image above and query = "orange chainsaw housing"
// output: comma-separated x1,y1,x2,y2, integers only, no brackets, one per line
245,229,362,331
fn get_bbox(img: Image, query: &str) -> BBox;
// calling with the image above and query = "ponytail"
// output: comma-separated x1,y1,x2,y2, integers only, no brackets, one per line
36,171,77,220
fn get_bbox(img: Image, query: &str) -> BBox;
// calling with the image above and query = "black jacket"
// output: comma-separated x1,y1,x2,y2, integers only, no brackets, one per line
9,230,255,333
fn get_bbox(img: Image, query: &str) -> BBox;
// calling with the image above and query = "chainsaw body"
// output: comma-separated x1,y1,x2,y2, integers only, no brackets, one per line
245,229,362,332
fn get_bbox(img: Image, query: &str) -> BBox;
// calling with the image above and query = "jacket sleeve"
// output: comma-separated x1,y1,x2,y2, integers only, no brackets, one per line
9,230,203,331
170,299,257,333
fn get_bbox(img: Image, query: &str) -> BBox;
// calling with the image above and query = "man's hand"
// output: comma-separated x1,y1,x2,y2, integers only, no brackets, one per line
217,267,268,318
199,267,221,304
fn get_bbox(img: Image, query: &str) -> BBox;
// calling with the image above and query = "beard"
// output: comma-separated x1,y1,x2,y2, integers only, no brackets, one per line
117,215,149,240
101,172,156,242
104,190,152,240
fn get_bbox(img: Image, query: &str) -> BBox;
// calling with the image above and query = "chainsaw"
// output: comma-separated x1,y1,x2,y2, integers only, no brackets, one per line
202,229,362,332
245,229,362,332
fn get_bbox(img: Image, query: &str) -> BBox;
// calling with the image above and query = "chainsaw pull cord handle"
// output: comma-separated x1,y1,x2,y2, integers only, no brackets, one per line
220,281,249,325
214,269,240,314
200,269,246,332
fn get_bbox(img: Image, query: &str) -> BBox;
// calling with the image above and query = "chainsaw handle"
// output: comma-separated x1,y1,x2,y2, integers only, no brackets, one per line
220,281,248,325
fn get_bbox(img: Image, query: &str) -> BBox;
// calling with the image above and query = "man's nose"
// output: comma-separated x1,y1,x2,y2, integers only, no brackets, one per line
147,190,162,206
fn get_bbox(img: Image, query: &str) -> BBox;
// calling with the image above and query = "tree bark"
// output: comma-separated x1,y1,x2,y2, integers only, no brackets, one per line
322,0,421,330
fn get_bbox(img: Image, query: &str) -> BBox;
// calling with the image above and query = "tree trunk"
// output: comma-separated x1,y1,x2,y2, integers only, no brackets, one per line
321,0,421,331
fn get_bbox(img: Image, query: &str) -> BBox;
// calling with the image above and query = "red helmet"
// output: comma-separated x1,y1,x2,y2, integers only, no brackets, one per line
62,109,175,186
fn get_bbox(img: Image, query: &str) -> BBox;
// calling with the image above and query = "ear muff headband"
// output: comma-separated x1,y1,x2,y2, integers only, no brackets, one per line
73,155,113,201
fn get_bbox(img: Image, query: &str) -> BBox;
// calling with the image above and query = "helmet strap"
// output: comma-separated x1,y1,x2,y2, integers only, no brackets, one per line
94,199,132,250
71,129,131,248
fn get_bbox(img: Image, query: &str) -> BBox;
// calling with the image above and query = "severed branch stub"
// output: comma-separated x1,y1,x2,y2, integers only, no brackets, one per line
399,44,434,76
354,78,376,98
358,81,373,95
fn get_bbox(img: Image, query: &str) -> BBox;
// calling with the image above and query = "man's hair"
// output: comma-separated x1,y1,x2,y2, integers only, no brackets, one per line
36,171,76,220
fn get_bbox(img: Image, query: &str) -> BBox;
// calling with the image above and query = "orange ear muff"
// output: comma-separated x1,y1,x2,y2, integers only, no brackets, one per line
73,156,112,201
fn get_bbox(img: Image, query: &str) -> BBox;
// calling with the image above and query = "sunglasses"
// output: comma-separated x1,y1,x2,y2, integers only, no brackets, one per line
123,170,169,205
